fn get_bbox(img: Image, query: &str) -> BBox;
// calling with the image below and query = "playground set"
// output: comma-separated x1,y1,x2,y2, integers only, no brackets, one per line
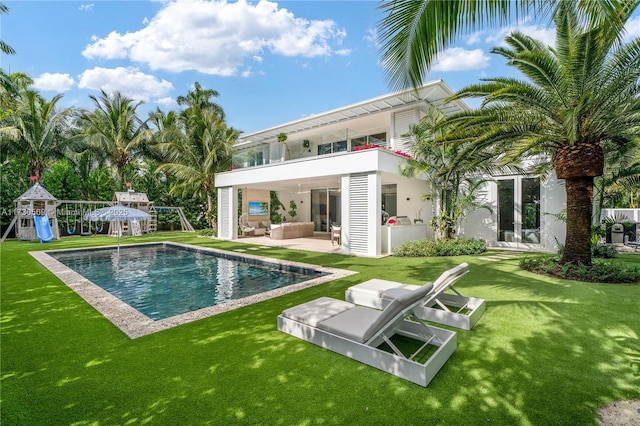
1,182,194,243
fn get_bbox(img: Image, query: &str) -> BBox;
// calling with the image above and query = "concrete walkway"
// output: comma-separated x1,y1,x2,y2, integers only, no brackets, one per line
237,233,344,254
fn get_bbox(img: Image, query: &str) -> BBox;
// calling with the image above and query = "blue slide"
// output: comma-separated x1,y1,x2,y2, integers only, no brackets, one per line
34,214,54,243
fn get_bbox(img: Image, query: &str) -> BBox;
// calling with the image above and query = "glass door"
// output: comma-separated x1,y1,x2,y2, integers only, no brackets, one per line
312,189,328,232
312,188,341,232
497,180,515,242
496,178,541,247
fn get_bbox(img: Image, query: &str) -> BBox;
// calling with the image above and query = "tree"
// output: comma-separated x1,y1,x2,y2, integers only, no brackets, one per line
594,142,640,217
176,82,223,119
377,0,629,90
158,108,238,228
1,90,77,179
402,107,505,239
0,3,15,55
436,2,640,264
40,159,82,200
0,70,33,121
80,90,150,187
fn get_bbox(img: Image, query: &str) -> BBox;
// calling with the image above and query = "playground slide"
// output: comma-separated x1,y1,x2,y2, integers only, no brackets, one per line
34,214,54,243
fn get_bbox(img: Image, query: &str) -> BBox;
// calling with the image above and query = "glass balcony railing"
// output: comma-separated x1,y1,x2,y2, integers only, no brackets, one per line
230,131,406,170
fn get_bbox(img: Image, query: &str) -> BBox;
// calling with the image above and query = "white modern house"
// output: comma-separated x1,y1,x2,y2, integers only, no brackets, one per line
215,80,566,256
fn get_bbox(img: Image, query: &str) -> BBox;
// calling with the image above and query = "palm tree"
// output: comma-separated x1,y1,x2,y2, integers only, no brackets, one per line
403,107,512,239
0,3,15,55
157,108,238,228
79,90,150,187
0,70,33,121
0,90,76,179
377,0,630,90
436,2,640,264
176,82,223,119
595,143,640,216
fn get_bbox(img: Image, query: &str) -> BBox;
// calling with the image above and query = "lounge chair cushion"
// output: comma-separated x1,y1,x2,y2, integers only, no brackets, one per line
362,283,434,340
382,285,420,300
281,297,354,327
347,279,407,298
321,283,435,343
317,306,382,343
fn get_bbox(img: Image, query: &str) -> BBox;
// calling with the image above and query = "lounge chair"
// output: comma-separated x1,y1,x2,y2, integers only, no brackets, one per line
345,263,485,330
277,282,457,387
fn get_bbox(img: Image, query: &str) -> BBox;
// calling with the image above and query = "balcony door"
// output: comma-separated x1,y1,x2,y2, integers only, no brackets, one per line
497,177,541,247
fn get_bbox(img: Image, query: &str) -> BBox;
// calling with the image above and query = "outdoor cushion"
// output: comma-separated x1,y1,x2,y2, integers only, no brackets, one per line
347,279,406,298
362,283,434,340
383,285,420,300
317,306,382,342
281,297,354,327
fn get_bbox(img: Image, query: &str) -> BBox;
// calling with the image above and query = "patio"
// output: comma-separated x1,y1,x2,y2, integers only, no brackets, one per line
238,233,346,254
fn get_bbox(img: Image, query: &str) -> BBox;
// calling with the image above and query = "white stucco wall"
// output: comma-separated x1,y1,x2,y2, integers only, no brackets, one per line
460,172,566,252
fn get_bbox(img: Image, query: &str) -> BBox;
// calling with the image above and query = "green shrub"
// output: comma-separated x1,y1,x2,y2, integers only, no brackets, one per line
393,238,486,257
591,244,617,258
198,228,217,237
519,256,640,283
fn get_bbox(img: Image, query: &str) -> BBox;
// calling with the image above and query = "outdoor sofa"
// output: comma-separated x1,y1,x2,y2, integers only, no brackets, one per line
270,222,314,240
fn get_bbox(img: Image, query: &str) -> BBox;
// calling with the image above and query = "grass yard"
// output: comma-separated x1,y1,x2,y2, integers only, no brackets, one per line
1,232,639,425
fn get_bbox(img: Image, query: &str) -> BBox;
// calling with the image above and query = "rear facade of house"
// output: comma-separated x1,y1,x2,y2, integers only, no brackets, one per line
215,80,566,256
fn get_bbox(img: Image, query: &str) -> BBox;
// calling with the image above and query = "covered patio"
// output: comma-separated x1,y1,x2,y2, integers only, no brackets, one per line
236,233,349,255
216,148,433,257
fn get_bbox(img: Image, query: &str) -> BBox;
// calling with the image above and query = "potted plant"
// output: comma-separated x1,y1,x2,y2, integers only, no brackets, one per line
277,133,290,160
289,200,298,222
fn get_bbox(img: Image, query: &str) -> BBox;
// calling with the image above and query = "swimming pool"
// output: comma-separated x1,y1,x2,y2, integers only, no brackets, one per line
51,245,323,320
31,242,355,338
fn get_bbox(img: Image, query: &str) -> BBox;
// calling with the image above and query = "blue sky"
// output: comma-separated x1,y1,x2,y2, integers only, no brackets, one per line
3,0,640,134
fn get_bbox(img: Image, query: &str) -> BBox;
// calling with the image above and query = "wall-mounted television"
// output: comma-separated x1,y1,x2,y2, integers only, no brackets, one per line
249,201,269,216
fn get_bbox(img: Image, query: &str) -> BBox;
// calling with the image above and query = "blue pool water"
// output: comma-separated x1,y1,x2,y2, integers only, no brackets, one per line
52,244,323,320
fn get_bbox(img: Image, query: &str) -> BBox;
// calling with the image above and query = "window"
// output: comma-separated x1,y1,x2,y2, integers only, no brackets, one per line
318,141,347,155
350,133,387,151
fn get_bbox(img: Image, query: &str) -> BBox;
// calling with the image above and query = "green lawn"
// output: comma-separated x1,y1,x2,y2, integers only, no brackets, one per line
2,232,639,425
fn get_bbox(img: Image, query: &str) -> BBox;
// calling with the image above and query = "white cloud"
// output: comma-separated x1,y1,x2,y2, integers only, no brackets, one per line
364,27,379,48
486,17,555,48
465,31,483,45
432,47,490,71
79,3,94,12
32,73,75,93
82,0,347,76
516,24,555,47
155,97,176,106
623,16,640,42
77,67,174,102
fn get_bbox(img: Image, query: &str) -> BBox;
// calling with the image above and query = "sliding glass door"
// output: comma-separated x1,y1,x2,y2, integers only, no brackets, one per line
311,188,341,232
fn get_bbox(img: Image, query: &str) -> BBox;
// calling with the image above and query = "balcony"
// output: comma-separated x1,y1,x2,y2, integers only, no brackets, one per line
230,130,411,171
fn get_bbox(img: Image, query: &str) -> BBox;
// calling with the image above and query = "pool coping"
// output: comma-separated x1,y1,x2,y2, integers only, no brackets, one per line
30,241,357,339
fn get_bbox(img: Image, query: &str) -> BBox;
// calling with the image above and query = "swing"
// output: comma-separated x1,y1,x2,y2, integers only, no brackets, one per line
66,207,77,235
94,220,104,234
80,206,92,236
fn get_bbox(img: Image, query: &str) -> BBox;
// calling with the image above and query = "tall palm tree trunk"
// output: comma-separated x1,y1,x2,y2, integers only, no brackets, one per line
206,188,215,229
563,177,594,265
555,143,604,265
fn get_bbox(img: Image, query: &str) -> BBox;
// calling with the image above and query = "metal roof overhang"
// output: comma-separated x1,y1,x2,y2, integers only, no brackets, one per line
236,79,468,147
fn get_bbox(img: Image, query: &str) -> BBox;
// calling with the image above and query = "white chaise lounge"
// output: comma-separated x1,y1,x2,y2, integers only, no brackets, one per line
345,263,485,330
277,282,457,387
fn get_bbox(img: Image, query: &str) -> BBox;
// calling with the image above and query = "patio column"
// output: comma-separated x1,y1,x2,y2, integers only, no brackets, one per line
217,186,238,240
343,172,381,256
